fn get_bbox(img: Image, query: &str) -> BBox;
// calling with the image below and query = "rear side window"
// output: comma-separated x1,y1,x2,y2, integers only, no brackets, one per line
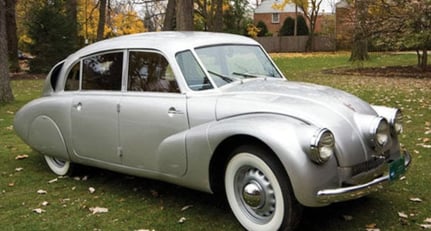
82,52,123,91
49,62,63,91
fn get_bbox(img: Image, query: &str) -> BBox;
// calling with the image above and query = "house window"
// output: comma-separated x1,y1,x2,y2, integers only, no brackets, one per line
272,13,280,23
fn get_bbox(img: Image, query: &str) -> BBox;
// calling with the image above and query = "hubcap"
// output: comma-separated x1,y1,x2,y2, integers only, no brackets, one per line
52,157,66,167
236,167,276,222
243,182,263,208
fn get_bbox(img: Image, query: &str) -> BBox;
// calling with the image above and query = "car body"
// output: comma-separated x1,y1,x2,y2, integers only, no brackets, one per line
14,32,410,231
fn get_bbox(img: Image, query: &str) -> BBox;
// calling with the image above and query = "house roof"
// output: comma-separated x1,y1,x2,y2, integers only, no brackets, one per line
335,0,350,8
254,0,302,14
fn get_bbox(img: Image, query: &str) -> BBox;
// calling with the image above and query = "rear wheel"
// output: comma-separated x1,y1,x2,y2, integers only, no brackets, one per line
224,145,302,231
44,155,73,176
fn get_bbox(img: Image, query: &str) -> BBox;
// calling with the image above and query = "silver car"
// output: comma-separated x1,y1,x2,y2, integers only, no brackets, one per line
14,32,410,231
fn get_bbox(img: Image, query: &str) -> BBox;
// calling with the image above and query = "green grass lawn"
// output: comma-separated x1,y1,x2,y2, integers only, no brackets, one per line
1,52,430,230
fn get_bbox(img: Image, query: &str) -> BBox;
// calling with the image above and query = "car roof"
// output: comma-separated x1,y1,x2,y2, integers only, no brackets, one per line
67,31,260,60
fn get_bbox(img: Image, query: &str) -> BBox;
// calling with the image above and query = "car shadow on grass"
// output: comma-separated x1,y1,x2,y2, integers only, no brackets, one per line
33,155,387,231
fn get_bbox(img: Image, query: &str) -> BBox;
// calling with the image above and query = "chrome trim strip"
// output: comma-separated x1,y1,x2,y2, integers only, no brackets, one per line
317,150,411,204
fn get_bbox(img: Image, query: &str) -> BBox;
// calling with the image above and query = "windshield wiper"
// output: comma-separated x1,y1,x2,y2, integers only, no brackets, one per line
232,72,259,78
208,70,240,83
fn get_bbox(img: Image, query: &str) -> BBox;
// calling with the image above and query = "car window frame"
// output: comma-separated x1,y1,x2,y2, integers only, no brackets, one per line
125,49,181,94
63,50,126,93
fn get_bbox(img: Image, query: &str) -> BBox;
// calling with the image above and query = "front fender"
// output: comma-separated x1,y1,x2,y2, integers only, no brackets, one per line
207,113,339,207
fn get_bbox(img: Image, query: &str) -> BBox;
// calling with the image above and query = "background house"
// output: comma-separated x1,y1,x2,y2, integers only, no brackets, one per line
253,1,303,36
253,0,327,37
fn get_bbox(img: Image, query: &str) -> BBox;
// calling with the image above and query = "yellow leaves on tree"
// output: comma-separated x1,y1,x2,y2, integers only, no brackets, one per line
78,0,146,43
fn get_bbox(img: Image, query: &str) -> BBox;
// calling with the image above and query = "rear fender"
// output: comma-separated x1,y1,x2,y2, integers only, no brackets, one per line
27,115,70,161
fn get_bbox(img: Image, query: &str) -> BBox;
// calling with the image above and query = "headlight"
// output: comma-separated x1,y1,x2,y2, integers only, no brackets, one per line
310,129,335,164
371,117,391,150
371,106,403,135
391,109,403,135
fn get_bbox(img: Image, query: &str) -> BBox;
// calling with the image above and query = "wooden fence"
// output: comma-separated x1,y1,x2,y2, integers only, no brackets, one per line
254,36,336,52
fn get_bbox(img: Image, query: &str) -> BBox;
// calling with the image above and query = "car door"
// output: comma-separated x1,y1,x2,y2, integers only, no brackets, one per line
70,51,124,164
119,51,189,176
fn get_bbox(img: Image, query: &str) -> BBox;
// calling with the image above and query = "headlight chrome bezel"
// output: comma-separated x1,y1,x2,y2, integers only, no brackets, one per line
371,106,403,136
370,117,391,150
310,128,335,164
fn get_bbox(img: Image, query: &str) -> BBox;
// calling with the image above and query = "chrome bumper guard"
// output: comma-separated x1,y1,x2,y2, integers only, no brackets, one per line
317,151,411,204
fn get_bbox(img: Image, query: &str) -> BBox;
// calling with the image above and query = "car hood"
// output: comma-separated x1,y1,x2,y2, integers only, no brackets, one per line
216,78,377,166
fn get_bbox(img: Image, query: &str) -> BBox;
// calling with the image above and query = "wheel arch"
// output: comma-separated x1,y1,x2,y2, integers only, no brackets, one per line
27,115,70,161
209,134,284,196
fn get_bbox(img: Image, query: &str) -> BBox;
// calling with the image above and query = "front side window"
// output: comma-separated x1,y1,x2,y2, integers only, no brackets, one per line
176,50,213,91
82,52,123,91
128,51,179,93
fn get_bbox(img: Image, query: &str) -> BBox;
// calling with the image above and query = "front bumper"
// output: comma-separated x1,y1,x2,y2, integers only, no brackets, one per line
316,150,411,204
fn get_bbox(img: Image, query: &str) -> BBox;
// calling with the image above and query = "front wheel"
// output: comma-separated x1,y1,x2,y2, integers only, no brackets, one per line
224,145,302,231
44,155,73,176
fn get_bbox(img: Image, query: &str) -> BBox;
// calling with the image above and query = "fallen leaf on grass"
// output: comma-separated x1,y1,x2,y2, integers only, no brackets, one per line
5,125,13,131
410,197,423,202
181,205,193,212
89,207,108,214
425,218,431,223
48,178,58,184
37,189,47,194
398,212,408,219
15,154,29,160
41,201,49,206
342,215,353,221
33,208,46,214
89,187,95,194
15,167,23,172
178,217,187,224
8,182,14,187
420,224,431,229
365,223,380,231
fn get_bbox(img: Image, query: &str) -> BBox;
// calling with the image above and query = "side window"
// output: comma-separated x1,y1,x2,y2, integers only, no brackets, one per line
128,51,179,93
65,62,80,91
176,50,213,91
82,52,123,91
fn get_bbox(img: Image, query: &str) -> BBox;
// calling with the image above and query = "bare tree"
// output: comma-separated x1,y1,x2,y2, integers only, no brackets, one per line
296,0,323,51
0,0,14,103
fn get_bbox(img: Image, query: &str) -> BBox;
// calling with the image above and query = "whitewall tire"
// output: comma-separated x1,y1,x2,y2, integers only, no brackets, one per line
224,145,302,231
44,155,72,176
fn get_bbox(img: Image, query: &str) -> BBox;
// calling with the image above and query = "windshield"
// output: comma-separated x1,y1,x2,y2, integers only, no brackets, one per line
195,45,282,87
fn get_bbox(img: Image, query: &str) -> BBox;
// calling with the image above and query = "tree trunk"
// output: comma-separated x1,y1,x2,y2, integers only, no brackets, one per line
0,0,14,103
213,0,223,32
349,0,369,62
163,0,176,31
176,0,193,31
6,0,19,72
420,48,428,71
96,0,107,41
66,0,78,50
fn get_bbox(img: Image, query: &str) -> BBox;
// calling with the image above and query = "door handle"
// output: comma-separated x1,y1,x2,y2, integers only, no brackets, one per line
73,102,82,111
168,107,184,117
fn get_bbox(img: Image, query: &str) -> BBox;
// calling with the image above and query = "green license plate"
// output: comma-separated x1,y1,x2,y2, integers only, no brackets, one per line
389,156,406,181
